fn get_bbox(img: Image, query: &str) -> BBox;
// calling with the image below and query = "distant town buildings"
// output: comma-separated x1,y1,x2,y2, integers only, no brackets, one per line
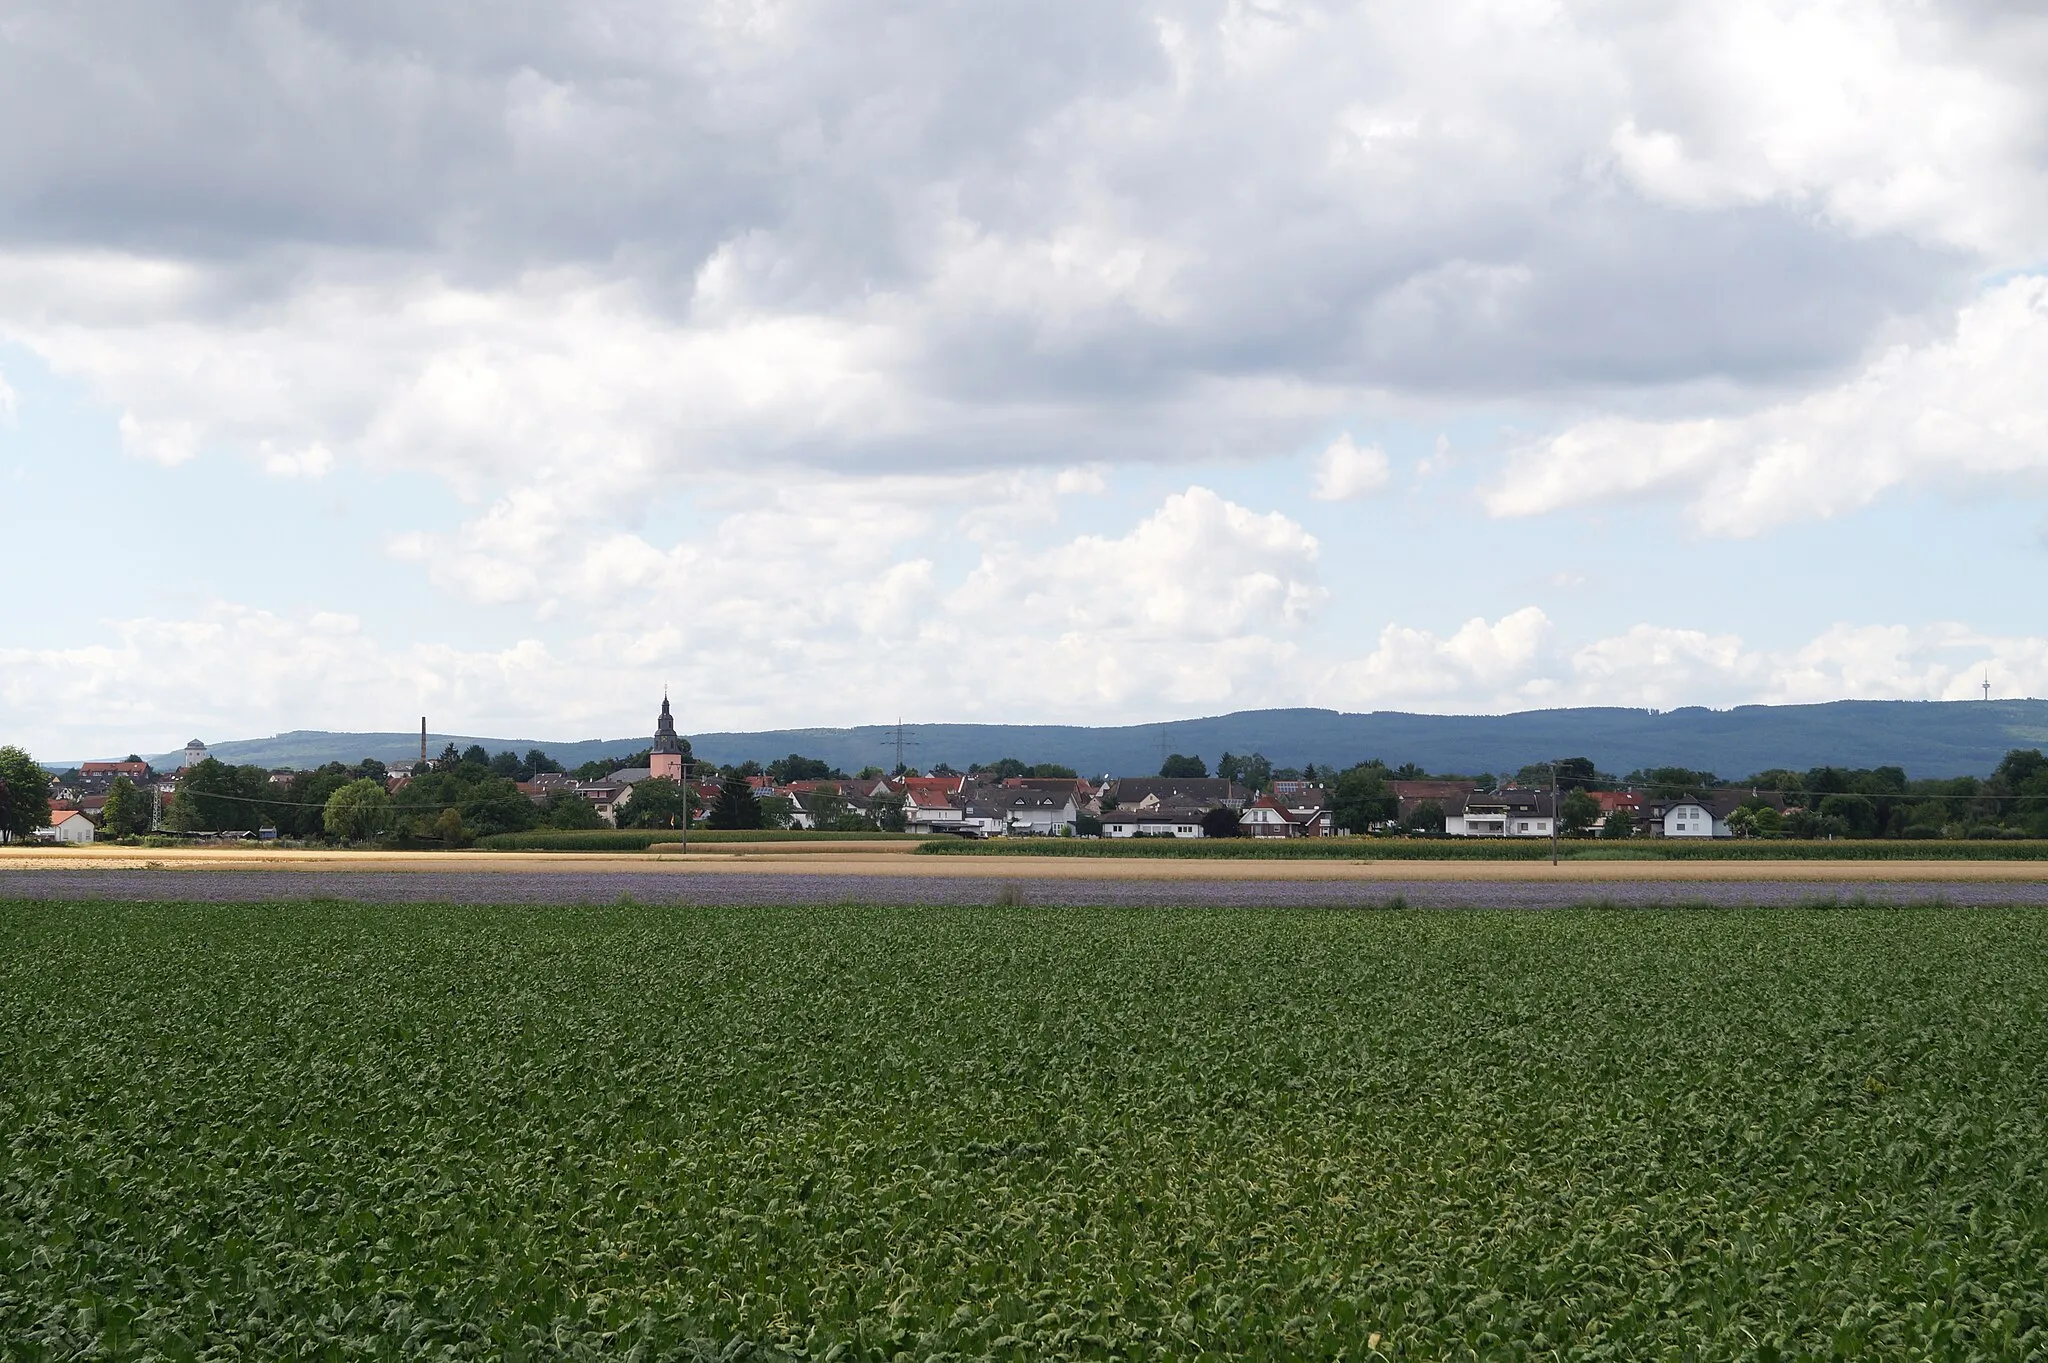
23,696,1814,842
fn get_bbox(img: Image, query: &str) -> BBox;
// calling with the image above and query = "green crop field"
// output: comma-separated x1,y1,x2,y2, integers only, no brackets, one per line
4,901,2046,1359
920,836,2048,860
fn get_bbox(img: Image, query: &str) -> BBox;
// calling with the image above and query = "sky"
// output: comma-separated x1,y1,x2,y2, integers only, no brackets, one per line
5,0,2048,760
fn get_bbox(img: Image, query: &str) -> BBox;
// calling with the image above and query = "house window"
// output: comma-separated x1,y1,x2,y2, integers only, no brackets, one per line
1517,821,1528,832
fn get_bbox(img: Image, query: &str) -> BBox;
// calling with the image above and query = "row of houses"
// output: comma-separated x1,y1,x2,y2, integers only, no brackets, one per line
33,711,1786,842
1391,782,1787,839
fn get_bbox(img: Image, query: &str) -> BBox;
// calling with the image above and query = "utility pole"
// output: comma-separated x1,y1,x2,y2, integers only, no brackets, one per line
1551,759,1561,866
420,717,427,768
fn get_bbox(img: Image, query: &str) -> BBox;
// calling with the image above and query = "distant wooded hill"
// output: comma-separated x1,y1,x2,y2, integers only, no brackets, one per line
123,700,2048,780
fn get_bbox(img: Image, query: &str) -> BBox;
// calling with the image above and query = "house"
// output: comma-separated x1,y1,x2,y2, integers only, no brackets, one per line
980,788,1078,836
1444,788,1556,837
1238,791,1335,838
903,790,965,834
1640,790,1789,838
577,782,628,825
1237,797,1296,837
1100,806,1210,839
37,809,98,844
179,740,210,770
1590,790,1643,831
1390,780,1477,825
1107,778,1248,811
1276,788,1334,836
82,760,150,781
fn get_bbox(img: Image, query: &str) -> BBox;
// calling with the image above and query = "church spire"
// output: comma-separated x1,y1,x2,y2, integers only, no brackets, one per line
652,690,682,755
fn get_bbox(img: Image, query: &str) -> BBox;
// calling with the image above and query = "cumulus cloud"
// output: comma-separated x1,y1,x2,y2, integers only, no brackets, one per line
1310,434,1393,501
1487,275,2048,534
954,486,1323,637
19,594,2043,759
2,0,2034,514
7,0,2048,745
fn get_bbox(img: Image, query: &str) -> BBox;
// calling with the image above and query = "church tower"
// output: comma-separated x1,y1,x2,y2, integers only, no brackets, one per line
650,693,685,781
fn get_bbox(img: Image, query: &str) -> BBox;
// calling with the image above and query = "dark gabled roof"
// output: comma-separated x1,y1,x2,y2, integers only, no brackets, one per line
1110,778,1246,804
1462,788,1555,814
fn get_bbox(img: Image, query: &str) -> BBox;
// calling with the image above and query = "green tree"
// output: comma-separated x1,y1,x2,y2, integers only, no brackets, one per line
277,764,355,837
756,795,795,830
1330,762,1396,833
707,775,764,830
1559,788,1601,836
429,807,471,847
538,789,604,829
1599,808,1637,839
525,749,565,776
1028,763,1079,779
1543,757,1601,790
1199,807,1242,838
768,753,839,784
871,792,907,832
1405,799,1446,834
1218,752,1274,790
1817,792,1878,837
1160,754,1207,778
620,777,693,829
100,775,152,838
0,746,55,842
322,778,391,842
803,792,875,832
169,759,269,832
1075,811,1103,837
391,768,537,839
1631,767,1721,798
489,750,523,779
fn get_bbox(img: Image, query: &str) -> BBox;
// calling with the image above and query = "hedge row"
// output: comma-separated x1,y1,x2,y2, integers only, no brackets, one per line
914,836,2048,861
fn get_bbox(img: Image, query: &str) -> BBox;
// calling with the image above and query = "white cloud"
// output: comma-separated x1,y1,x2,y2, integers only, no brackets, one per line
1602,1,2048,258
1322,608,1557,710
13,590,2048,760
1488,274,2048,535
6,0,2048,744
954,486,1323,639
1316,614,2048,714
1310,434,1393,501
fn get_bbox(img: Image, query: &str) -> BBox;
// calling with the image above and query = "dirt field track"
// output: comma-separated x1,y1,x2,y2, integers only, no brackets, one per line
6,843,2048,907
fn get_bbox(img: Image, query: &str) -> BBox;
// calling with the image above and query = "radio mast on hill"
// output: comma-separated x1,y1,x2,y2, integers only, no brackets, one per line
1984,672,1992,702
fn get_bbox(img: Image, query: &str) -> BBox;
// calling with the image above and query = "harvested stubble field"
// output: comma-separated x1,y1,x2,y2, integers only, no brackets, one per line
4,902,2046,1360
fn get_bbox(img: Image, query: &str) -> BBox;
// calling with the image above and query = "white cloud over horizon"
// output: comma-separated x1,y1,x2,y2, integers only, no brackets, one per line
4,0,2048,759
12,595,2045,760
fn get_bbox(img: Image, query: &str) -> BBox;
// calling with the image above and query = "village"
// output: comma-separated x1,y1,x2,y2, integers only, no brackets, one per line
24,697,1795,844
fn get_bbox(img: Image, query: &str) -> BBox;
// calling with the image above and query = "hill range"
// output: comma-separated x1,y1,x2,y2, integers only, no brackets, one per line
112,699,2048,780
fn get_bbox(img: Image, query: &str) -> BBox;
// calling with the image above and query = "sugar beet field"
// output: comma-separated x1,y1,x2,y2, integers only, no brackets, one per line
5,902,2047,1359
